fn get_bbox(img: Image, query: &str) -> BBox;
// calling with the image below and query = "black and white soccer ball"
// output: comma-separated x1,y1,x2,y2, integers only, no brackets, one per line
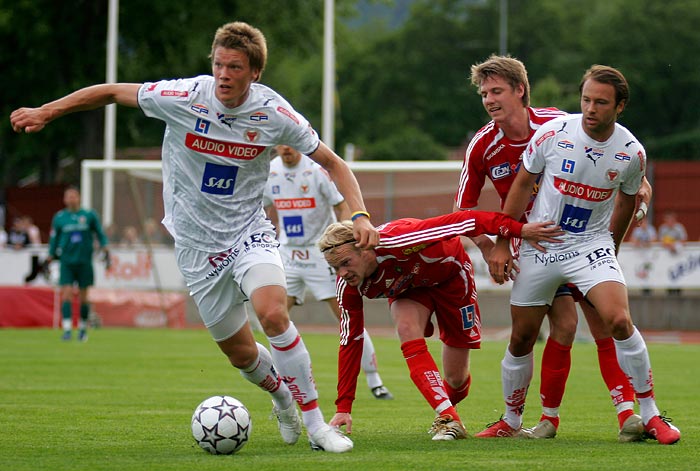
191,395,252,454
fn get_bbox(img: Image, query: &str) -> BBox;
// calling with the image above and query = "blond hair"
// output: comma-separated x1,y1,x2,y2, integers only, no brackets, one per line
317,221,356,255
470,54,530,107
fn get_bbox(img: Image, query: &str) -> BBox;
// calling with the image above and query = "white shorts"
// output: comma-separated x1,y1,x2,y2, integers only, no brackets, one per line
279,244,336,304
175,221,286,340
511,234,626,306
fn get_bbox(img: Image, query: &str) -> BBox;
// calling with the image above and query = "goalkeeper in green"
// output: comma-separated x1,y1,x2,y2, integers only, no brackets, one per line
48,186,109,341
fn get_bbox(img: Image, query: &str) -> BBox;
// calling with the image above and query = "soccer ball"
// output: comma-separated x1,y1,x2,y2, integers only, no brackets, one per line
191,395,252,454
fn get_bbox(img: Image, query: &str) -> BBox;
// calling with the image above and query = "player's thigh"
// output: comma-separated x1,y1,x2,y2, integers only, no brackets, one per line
389,296,432,342
76,262,94,288
59,263,79,286
511,248,565,307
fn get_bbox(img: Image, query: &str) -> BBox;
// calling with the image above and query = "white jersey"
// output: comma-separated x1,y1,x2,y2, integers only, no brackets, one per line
263,154,344,246
523,114,645,250
138,77,319,251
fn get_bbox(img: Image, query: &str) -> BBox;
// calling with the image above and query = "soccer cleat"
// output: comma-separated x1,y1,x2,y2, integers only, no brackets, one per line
520,419,557,439
61,330,72,341
475,418,521,438
429,414,467,441
371,385,394,400
272,402,302,445
643,413,681,445
78,329,88,342
308,423,353,453
618,414,644,443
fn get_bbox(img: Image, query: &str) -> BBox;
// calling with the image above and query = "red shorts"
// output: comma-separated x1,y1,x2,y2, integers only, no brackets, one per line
389,275,481,349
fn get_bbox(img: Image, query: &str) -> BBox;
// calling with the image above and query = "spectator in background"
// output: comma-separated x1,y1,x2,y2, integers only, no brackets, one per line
629,218,657,295
629,218,657,248
143,218,172,245
119,225,142,248
658,211,687,295
23,216,42,245
8,217,30,249
104,223,121,245
658,211,687,255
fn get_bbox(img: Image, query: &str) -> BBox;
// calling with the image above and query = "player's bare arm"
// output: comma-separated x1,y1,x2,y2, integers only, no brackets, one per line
634,176,652,224
609,190,637,253
521,221,563,244
309,142,379,249
10,83,141,133
488,168,540,283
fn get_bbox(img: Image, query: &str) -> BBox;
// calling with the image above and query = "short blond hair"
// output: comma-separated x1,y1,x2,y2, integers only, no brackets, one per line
470,54,530,107
317,221,356,255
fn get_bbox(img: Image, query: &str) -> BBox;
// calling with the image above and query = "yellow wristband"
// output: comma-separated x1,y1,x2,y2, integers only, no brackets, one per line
350,211,370,222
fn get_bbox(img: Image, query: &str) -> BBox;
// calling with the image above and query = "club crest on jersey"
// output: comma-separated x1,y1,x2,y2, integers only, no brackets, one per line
194,118,210,134
300,183,309,193
244,129,259,143
201,162,238,195
490,162,511,180
606,169,620,183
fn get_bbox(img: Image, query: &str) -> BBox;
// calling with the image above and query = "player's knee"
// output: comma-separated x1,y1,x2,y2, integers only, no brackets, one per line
256,304,290,335
608,315,634,339
509,326,539,355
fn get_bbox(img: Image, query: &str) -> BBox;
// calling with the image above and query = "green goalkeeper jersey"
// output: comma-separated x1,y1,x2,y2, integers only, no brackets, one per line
49,208,108,265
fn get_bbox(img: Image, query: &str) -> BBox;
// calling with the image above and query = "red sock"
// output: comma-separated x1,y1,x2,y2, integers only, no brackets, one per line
444,375,471,406
617,409,634,428
540,337,571,408
595,337,636,410
540,414,560,429
401,338,453,414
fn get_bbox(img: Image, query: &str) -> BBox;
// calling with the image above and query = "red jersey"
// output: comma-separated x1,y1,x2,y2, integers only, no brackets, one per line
455,107,566,209
334,211,523,413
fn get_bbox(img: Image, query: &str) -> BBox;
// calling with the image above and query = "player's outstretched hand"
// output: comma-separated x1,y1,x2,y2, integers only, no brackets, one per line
329,412,353,435
10,107,51,133
521,221,564,253
352,217,379,250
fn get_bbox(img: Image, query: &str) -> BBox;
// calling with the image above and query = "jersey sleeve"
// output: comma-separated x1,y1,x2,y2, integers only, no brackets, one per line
522,125,554,175
335,279,366,414
378,211,523,250
138,78,194,121
455,138,487,209
273,100,320,157
620,143,646,195
90,211,109,248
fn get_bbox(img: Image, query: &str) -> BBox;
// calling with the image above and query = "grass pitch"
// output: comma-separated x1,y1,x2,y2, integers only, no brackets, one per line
0,327,696,470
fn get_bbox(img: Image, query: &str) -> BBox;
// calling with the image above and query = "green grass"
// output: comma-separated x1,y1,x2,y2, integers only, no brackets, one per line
0,328,696,470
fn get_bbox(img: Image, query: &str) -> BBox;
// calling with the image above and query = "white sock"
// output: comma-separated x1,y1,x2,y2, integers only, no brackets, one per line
62,319,72,331
501,348,534,430
267,322,321,428
240,342,293,410
361,329,383,389
614,327,659,424
302,407,326,436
